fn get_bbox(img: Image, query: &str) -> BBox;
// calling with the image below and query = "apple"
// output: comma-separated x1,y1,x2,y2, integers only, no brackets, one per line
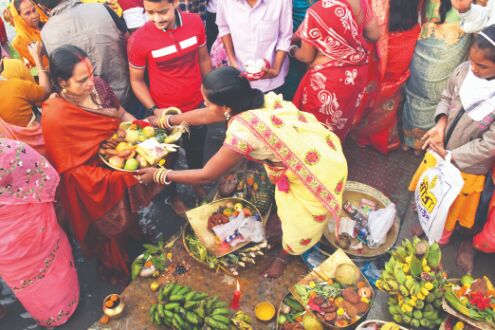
136,155,149,168
125,129,140,144
115,142,133,153
124,158,139,171
234,202,244,212
108,156,125,169
142,126,155,138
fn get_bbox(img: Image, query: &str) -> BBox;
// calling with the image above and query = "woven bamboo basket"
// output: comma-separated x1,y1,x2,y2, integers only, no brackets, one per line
185,197,264,257
322,181,400,258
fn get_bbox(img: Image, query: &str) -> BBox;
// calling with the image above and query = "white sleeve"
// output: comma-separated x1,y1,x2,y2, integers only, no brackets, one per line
122,7,147,30
460,1,495,33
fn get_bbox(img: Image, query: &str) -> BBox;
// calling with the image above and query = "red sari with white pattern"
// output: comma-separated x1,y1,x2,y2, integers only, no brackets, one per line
293,0,371,140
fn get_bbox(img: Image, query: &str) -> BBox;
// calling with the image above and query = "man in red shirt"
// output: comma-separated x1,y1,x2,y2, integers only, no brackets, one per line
128,0,211,209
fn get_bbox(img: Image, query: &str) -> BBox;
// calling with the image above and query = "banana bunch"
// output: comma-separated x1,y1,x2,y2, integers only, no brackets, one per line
376,237,446,329
231,311,253,330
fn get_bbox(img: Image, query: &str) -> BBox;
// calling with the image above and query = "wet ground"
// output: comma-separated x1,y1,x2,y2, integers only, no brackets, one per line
2,122,494,330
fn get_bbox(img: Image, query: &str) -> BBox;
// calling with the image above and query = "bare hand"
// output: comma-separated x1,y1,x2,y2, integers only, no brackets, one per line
27,42,43,63
451,0,473,13
262,67,280,79
134,167,157,184
147,115,160,127
228,57,239,69
421,125,445,150
429,141,447,159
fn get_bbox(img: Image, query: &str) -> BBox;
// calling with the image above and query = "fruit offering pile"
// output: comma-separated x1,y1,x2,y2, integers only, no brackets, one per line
444,274,495,328
218,164,274,216
376,237,446,328
99,120,182,171
130,242,172,280
208,201,255,231
277,293,324,330
185,229,268,276
149,283,234,329
292,263,372,328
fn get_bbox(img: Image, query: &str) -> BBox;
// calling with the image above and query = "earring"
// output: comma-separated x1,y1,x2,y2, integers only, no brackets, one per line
62,88,67,94
224,111,231,121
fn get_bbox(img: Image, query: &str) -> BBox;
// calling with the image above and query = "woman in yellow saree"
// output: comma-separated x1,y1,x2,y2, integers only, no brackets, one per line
137,67,348,278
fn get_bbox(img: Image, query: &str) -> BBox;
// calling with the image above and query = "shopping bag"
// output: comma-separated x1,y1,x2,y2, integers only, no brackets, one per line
415,151,464,243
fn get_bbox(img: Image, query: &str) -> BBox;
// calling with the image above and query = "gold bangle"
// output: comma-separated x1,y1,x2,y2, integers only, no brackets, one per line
153,168,163,184
158,115,166,129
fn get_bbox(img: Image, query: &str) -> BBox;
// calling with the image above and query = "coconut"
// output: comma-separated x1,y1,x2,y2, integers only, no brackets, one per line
335,263,360,286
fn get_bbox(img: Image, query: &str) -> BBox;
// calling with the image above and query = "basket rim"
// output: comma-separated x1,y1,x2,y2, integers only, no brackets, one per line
323,181,400,258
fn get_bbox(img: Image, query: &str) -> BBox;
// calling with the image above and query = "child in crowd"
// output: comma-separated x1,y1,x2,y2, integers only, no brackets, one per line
409,25,495,273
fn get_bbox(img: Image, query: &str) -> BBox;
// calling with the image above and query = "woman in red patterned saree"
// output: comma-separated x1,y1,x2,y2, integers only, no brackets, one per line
291,0,379,140
353,0,421,153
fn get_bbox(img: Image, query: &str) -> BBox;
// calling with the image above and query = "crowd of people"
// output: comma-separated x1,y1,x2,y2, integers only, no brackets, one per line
1,0,495,327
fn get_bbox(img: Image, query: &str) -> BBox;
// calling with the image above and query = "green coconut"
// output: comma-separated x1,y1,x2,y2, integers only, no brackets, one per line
335,263,360,286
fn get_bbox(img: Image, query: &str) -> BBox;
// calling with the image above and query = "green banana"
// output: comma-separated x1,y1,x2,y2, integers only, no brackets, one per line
394,265,406,285
399,285,409,296
426,242,441,269
409,255,423,277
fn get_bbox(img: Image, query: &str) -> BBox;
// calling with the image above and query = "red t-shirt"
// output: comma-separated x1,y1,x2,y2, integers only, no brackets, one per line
118,0,142,10
128,11,205,111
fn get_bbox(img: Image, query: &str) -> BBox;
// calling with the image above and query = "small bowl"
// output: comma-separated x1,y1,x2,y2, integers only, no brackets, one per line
255,301,276,322
103,294,126,319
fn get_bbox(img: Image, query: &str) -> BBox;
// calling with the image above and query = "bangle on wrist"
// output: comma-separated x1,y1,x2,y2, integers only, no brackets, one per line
163,169,172,185
289,45,299,58
147,105,157,112
158,114,172,129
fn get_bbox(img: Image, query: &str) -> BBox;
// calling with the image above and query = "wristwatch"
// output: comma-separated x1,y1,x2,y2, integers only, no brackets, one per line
147,105,158,112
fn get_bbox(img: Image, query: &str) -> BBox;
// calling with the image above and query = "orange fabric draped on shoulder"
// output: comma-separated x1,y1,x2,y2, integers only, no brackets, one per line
42,96,120,173
41,96,138,241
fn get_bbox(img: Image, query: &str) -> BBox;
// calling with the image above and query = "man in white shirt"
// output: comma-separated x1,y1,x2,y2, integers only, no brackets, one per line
452,0,495,33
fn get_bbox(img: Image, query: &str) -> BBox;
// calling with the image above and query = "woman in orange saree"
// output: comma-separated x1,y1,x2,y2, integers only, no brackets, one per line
291,0,379,140
0,139,79,327
353,0,421,153
4,0,49,69
42,45,162,281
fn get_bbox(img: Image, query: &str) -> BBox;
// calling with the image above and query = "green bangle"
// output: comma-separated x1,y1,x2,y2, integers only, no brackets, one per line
147,105,157,112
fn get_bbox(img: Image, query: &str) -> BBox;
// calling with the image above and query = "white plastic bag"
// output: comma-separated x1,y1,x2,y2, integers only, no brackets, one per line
367,203,397,247
415,151,464,243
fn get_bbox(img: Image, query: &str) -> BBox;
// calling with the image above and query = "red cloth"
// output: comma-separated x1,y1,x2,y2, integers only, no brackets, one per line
118,0,142,10
293,0,370,140
41,95,137,242
0,18,7,44
354,24,421,153
127,11,205,110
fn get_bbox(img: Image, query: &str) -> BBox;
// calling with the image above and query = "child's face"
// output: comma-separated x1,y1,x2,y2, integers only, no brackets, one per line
469,45,495,79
